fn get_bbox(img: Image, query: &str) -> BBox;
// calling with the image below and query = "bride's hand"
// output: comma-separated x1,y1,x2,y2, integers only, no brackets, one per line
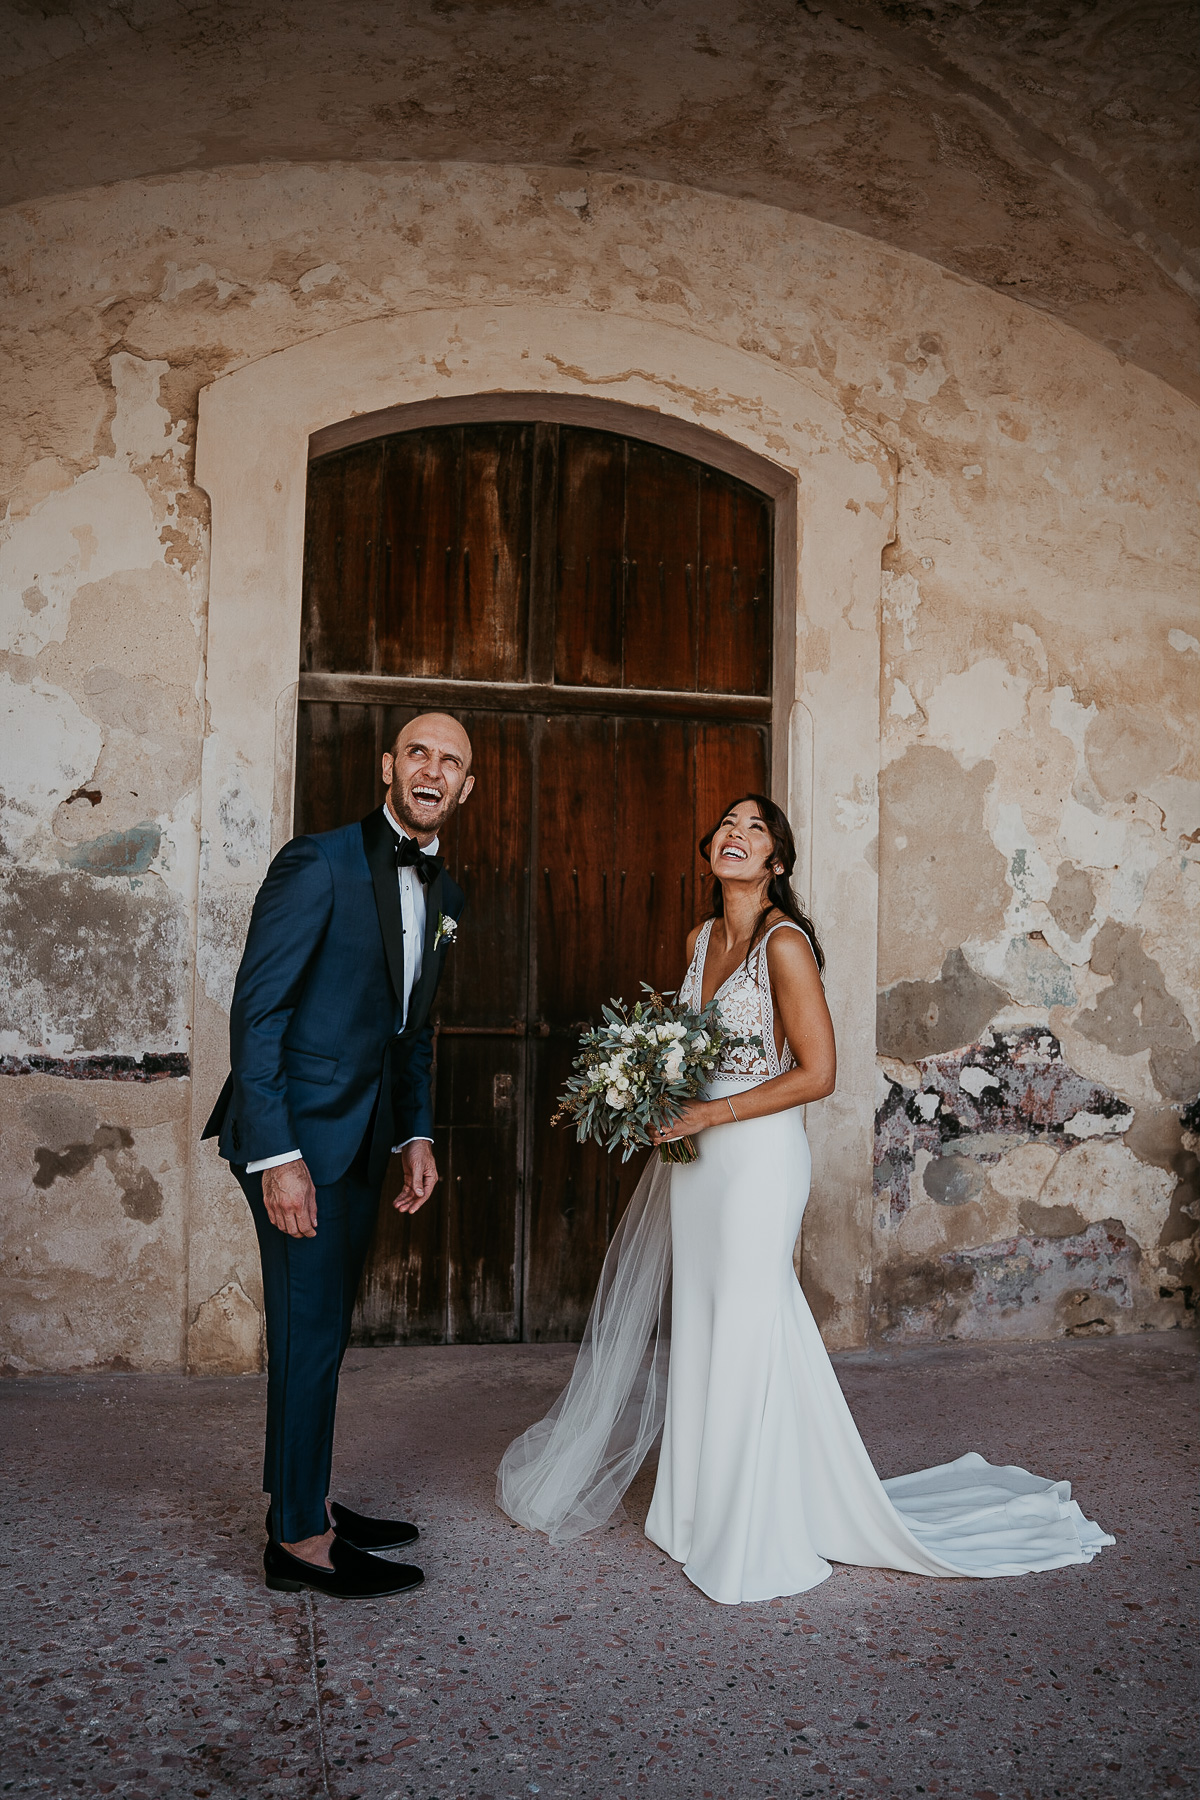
652,1100,718,1145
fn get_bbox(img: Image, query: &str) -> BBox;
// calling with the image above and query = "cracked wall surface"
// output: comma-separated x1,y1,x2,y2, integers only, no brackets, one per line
0,158,1196,1368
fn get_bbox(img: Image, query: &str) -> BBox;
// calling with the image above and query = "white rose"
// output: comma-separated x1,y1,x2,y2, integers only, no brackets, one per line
669,1022,687,1040
606,1086,626,1109
663,1050,685,1080
691,1031,709,1051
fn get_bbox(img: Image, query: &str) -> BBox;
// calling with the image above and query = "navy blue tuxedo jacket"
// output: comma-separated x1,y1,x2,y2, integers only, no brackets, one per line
202,807,465,1189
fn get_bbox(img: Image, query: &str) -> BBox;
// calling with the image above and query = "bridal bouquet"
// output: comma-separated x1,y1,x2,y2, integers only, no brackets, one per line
554,984,759,1165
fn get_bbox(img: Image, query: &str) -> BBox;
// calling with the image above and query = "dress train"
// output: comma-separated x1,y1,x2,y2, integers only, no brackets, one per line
497,924,1112,1603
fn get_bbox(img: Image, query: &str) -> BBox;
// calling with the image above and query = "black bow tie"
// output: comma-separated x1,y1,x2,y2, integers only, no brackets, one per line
394,833,442,885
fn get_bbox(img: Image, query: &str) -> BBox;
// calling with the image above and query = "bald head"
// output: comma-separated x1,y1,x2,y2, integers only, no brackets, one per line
390,712,473,770
382,712,475,845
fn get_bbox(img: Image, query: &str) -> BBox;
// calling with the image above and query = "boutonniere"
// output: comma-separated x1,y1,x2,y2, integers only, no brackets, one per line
435,912,458,950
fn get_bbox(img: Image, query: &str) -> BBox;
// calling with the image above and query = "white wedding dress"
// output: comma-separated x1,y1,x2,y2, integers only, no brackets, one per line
498,920,1113,1604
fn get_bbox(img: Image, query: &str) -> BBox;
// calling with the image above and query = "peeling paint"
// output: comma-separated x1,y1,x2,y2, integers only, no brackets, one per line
0,464,165,657
1047,861,1096,939
33,1121,164,1223
0,1074,189,1372
878,749,1009,986
875,1026,1137,1222
65,821,162,875
1076,921,1200,1104
0,871,189,1057
874,1027,1193,1339
877,949,1005,1062
0,1053,189,1080
0,672,102,858
942,1222,1140,1339
923,660,1029,769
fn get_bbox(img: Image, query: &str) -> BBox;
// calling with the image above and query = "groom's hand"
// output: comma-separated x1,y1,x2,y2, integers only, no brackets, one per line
262,1159,319,1237
395,1140,438,1214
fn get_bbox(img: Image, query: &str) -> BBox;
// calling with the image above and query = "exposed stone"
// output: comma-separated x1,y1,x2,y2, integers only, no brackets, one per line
1124,1104,1190,1173
873,1026,1188,1335
922,1154,985,1208
1018,1198,1088,1240
0,1052,190,1080
870,1256,975,1341
1057,1284,1123,1338
189,1281,262,1375
1039,1140,1176,1269
942,1221,1139,1341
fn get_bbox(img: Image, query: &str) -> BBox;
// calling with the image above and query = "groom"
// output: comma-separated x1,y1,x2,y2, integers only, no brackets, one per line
203,712,472,1598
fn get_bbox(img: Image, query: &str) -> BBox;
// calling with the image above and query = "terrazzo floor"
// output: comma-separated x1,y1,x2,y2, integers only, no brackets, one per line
1,1332,1196,1800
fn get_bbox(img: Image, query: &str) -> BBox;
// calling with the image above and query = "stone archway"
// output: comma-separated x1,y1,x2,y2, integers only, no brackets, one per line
189,304,895,1369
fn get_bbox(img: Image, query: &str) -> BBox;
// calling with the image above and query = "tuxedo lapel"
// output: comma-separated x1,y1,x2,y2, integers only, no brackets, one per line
360,807,407,1007
403,869,445,1037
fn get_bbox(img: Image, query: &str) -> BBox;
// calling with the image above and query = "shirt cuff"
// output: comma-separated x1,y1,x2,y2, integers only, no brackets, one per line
391,1136,434,1154
245,1149,304,1174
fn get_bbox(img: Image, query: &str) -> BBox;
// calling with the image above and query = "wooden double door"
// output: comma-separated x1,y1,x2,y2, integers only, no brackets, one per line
296,421,772,1343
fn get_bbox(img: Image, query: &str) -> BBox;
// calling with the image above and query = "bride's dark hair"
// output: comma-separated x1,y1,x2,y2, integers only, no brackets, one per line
699,793,826,974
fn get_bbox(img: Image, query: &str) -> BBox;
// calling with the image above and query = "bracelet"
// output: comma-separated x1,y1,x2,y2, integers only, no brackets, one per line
726,1097,738,1122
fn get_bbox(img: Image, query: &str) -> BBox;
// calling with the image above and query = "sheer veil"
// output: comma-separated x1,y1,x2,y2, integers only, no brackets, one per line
496,1155,673,1544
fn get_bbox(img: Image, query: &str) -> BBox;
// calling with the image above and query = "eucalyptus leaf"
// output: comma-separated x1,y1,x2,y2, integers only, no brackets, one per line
552,986,762,1163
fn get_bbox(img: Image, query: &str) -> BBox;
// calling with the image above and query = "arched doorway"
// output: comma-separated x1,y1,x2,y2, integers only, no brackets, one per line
295,419,773,1344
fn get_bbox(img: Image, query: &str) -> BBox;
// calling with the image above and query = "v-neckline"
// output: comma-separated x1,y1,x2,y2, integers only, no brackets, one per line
698,918,748,1011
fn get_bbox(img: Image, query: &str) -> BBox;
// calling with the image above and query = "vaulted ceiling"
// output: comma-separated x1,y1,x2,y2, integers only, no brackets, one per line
5,0,1197,399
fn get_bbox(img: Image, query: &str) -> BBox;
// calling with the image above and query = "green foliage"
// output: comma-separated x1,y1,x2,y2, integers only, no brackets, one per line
553,982,761,1162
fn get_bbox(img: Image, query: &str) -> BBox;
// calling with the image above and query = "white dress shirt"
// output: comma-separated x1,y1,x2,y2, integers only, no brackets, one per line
245,802,438,1173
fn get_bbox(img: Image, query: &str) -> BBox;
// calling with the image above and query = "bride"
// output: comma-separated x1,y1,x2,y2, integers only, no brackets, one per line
497,794,1113,1604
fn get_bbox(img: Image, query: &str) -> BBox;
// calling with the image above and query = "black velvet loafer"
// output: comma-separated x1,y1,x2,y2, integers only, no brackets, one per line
263,1503,420,1552
263,1535,423,1598
328,1500,420,1552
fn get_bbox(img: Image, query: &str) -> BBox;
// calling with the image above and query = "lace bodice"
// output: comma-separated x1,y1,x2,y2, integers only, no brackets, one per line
680,918,809,1084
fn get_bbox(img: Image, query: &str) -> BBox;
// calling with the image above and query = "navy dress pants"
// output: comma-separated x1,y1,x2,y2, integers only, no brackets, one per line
235,1153,380,1544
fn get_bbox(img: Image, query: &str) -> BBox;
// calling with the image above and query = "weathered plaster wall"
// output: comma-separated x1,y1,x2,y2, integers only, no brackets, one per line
5,0,1197,402
1,160,1195,1370
0,1071,191,1371
873,463,1200,1337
